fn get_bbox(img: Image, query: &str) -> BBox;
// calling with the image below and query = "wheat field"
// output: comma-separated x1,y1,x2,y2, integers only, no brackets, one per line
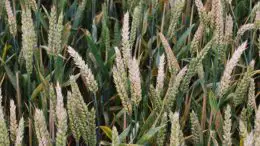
0,0,259,145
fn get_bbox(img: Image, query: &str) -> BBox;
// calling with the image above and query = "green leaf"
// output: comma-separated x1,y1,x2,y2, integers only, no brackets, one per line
137,110,158,139
175,24,195,49
136,125,164,144
119,125,131,142
100,126,112,140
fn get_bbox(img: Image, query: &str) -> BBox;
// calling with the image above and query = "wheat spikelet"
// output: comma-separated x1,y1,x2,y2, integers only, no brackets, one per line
149,85,162,110
233,60,254,106
190,24,204,56
15,117,24,146
72,0,87,29
235,24,255,43
167,0,185,38
156,54,165,95
55,83,67,146
170,112,184,146
88,108,96,146
159,32,180,74
53,12,64,54
223,105,232,146
252,2,260,19
255,106,260,145
121,12,131,67
195,0,212,27
67,91,81,142
0,0,4,16
255,11,260,27
112,66,132,114
239,119,247,139
181,38,214,93
21,8,37,74
69,76,90,144
225,15,233,43
112,126,120,146
114,47,128,88
113,47,132,113
190,111,202,144
129,58,142,106
0,89,10,145
10,99,17,143
67,46,98,92
218,41,247,97
5,0,17,37
164,66,187,110
157,112,167,146
212,0,224,43
130,4,142,48
114,21,121,46
34,109,51,146
28,0,37,11
248,78,256,112
48,6,57,55
244,132,254,146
